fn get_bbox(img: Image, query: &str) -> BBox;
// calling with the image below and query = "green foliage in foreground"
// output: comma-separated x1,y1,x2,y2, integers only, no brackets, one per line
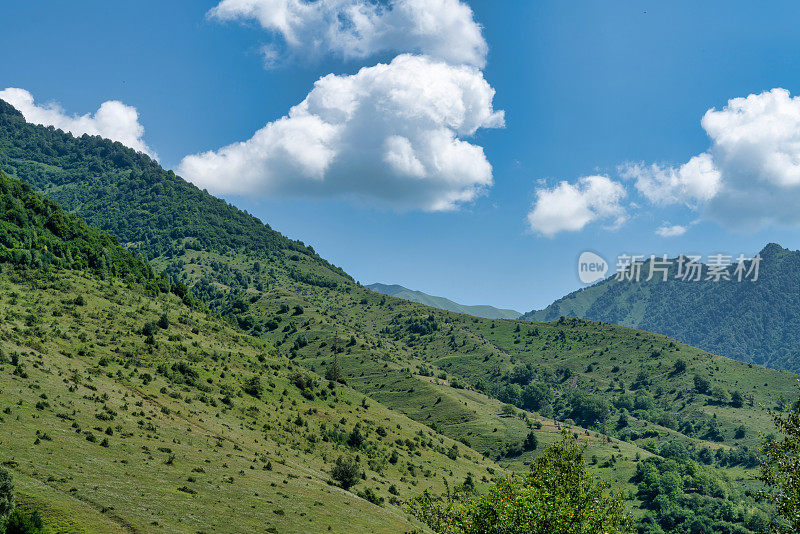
0,468,11,519
1,509,44,534
409,434,633,534
0,468,43,534
760,383,800,533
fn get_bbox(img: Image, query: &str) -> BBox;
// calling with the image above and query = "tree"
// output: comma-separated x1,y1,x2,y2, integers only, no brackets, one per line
523,431,538,451
409,434,633,534
521,382,552,413
243,375,263,399
693,374,711,395
0,465,13,518
347,425,364,449
142,321,158,337
331,455,362,490
325,353,342,383
759,383,800,533
616,410,629,430
509,364,534,385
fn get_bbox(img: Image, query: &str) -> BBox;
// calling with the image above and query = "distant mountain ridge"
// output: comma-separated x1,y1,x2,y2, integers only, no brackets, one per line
523,243,800,372
367,283,522,319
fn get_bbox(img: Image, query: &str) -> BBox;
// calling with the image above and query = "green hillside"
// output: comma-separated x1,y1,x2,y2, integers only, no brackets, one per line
366,283,521,320
0,100,796,532
0,171,509,533
523,244,800,372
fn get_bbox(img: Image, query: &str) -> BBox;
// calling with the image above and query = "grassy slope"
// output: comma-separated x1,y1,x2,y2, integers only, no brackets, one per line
0,268,505,533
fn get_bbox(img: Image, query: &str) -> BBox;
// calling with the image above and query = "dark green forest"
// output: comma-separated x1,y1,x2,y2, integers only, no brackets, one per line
0,168,198,306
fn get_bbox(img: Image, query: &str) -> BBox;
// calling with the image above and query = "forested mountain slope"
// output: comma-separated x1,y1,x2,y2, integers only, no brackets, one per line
523,243,800,372
1,100,796,532
366,283,521,319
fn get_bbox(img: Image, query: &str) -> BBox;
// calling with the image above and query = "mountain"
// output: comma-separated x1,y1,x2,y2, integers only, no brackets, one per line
1,99,796,532
523,243,800,372
0,170,502,532
366,283,522,319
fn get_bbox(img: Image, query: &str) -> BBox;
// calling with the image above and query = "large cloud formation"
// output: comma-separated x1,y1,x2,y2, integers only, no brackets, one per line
0,88,156,159
526,175,627,237
184,0,502,210
179,54,503,210
209,0,487,68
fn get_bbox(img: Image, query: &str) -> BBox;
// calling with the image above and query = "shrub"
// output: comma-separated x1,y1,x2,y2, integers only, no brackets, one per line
357,487,384,506
347,425,365,449
142,321,158,337
243,376,263,398
331,455,362,490
4,508,43,533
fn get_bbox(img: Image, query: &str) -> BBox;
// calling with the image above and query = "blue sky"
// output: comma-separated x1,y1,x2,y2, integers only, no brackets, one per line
3,0,800,312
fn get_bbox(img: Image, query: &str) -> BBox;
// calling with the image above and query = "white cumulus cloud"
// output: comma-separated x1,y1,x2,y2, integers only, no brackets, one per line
621,152,721,207
526,175,627,237
0,87,156,159
702,88,800,228
209,0,487,68
178,54,503,210
622,88,800,231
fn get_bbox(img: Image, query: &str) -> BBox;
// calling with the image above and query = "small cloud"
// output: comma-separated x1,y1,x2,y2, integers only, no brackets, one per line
0,87,156,159
655,223,687,237
260,44,281,69
526,175,627,237
619,153,720,207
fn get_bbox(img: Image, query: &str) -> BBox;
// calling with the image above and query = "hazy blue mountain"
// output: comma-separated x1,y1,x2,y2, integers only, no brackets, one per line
367,283,522,319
